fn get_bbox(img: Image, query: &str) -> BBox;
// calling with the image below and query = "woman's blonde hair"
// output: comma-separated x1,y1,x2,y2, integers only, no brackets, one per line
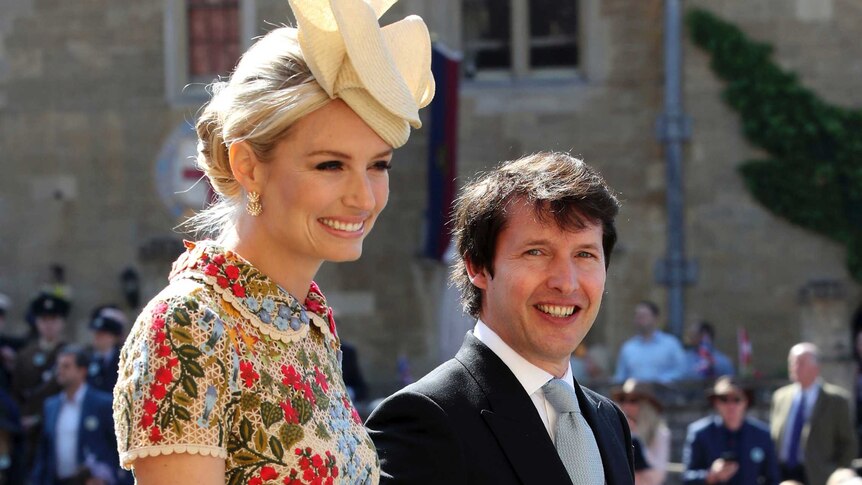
634,399,667,446
187,27,331,237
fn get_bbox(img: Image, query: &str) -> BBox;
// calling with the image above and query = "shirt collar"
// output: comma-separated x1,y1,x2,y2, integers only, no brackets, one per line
474,319,574,396
64,383,87,405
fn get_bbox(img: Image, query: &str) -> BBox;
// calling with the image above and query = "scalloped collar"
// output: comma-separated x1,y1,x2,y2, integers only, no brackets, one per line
169,240,337,345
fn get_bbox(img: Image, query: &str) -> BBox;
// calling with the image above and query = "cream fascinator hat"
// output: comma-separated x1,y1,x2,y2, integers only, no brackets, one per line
288,0,436,148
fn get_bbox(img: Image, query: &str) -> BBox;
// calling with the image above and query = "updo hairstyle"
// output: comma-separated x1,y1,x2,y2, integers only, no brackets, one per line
190,27,331,237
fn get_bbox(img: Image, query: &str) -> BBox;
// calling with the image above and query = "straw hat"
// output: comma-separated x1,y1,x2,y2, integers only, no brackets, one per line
611,379,664,413
289,0,436,148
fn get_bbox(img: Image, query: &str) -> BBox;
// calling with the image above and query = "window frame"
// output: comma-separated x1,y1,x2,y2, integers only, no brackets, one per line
462,0,582,82
163,0,257,106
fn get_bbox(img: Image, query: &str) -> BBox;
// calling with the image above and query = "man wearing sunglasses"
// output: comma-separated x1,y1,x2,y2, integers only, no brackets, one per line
681,376,779,485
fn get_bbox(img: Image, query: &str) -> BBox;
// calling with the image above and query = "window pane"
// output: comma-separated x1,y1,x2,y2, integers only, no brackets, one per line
187,0,240,79
462,0,511,78
529,0,578,68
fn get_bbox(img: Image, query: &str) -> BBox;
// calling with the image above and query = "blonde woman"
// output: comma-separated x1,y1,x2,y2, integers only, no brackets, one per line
613,379,671,485
112,1,434,484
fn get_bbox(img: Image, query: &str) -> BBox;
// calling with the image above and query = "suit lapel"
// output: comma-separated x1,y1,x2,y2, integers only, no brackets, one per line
575,382,632,485
456,333,572,484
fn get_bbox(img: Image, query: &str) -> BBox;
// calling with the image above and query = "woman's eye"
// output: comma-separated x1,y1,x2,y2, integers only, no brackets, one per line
372,161,393,171
315,161,343,171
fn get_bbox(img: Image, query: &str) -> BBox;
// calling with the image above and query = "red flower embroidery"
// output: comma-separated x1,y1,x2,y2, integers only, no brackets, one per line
155,366,174,385
139,413,153,428
200,253,209,263
260,466,278,481
157,344,171,358
148,426,163,443
152,316,165,331
239,360,260,389
153,302,168,315
326,309,336,336
313,367,328,393
143,399,158,415
280,400,299,424
281,364,301,387
216,276,229,289
225,264,240,280
248,477,262,485
167,357,179,369
231,283,246,298
204,264,219,276
151,383,167,400
213,254,226,265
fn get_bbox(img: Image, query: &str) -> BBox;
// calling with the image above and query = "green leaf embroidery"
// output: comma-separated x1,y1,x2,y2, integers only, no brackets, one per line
253,427,267,453
177,345,203,359
239,417,253,442
315,421,331,441
226,470,245,485
175,406,192,421
185,360,205,378
269,436,284,460
294,397,313,425
260,401,283,429
181,375,198,398
278,423,304,449
171,327,194,345
173,307,192,327
232,451,258,465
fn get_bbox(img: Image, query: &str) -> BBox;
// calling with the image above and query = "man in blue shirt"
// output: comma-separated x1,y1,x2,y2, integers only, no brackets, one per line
683,321,735,380
614,301,686,383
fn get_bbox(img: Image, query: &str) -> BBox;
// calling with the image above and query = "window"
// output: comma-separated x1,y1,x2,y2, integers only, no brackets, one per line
164,0,256,105
462,0,579,80
187,0,241,82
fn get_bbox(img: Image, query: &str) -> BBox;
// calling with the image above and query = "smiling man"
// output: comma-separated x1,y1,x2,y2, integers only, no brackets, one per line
366,152,634,484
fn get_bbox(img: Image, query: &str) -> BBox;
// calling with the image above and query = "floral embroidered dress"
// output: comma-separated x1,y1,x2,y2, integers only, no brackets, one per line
113,241,379,485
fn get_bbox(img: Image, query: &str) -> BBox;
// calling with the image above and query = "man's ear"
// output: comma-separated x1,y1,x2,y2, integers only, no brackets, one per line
229,141,267,193
464,258,490,290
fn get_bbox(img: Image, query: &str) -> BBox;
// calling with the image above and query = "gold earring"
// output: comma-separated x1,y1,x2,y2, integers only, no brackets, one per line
246,191,262,216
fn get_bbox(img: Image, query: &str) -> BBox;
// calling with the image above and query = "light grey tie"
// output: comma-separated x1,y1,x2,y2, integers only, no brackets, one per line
543,378,605,485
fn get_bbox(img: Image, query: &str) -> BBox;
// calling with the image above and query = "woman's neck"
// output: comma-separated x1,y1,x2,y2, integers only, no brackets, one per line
220,227,322,302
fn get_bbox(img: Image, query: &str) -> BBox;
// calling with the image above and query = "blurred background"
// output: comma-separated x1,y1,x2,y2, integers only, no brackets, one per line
1,0,860,419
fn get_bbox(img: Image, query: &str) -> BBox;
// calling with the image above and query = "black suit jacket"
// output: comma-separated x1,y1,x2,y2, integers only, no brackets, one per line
366,333,635,485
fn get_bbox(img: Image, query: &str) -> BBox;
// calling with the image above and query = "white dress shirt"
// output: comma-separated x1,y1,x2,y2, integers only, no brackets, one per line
780,379,821,462
55,384,86,479
474,320,576,443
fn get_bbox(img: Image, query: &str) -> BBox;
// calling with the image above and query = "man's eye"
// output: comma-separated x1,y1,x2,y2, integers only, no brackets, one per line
525,249,542,256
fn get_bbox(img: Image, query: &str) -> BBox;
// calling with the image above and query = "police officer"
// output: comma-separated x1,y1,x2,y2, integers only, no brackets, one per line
682,376,779,485
10,293,69,469
86,305,126,394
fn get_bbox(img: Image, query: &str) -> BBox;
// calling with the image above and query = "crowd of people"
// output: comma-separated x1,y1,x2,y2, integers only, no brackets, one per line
0,292,131,485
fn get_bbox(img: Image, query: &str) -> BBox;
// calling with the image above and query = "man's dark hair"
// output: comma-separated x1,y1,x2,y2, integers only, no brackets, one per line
698,320,715,340
637,300,660,317
451,152,620,318
58,344,90,369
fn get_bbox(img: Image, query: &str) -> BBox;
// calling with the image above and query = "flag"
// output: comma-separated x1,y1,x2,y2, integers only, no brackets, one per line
738,327,753,377
422,43,461,260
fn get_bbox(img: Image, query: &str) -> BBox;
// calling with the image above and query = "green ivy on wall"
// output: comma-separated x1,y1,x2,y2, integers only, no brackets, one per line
686,8,862,283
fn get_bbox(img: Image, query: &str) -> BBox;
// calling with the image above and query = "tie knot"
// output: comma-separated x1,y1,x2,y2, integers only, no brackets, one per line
543,378,579,414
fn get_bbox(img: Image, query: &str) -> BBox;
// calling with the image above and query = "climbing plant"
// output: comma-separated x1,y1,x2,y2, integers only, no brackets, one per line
686,8,862,282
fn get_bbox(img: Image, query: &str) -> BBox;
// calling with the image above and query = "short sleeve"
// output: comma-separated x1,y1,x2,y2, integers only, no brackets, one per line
113,284,234,469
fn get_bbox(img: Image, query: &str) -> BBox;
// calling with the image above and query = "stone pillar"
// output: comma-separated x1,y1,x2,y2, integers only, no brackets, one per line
798,279,854,393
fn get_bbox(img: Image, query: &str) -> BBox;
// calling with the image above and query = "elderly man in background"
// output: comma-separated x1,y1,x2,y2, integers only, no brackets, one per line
770,343,856,485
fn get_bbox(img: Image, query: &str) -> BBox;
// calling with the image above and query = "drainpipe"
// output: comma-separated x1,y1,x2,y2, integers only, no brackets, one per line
655,0,696,338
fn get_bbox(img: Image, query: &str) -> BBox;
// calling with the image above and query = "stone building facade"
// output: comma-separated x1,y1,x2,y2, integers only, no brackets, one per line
1,0,860,394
